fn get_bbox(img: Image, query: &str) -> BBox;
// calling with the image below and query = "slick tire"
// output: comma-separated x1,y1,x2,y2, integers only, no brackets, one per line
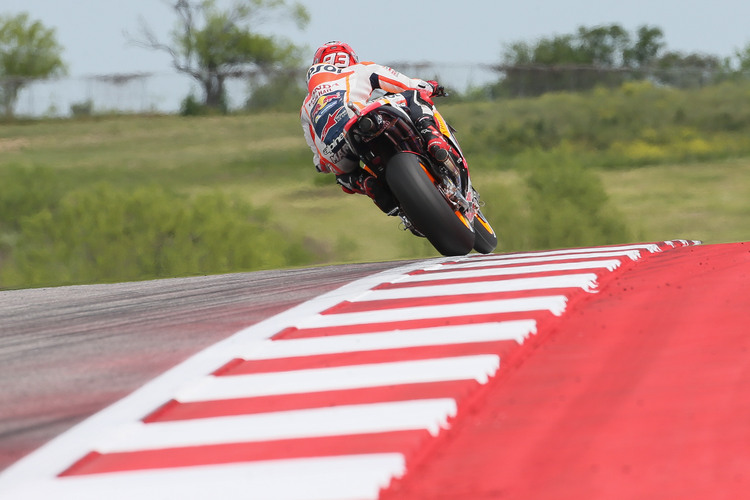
386,153,475,256
472,209,498,254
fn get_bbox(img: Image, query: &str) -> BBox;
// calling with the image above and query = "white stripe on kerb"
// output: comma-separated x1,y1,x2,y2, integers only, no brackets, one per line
242,320,537,359
95,399,457,453
177,355,500,402
358,273,598,301
5,454,406,500
391,260,623,284
424,250,644,271
300,295,568,328
450,243,661,263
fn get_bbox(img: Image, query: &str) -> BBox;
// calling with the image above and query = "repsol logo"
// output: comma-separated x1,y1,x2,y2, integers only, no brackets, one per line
307,64,342,82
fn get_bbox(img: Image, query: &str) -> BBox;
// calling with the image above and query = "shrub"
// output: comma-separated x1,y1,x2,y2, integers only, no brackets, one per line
1,184,315,289
0,165,65,232
180,93,228,116
524,157,631,249
70,100,93,117
245,73,306,112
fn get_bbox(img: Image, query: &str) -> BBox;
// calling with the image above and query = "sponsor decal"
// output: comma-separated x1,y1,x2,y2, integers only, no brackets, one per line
306,64,343,82
312,92,343,117
312,91,348,143
310,84,333,100
323,132,349,162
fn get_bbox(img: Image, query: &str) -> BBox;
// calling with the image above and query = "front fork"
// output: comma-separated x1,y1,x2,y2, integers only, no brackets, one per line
435,169,479,226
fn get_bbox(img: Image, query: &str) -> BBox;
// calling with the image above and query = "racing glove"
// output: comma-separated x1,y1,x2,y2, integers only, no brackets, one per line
426,80,446,97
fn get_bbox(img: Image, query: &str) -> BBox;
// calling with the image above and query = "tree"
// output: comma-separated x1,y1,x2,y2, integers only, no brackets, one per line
727,42,750,76
577,24,631,67
0,13,66,118
624,25,665,68
134,0,309,111
653,51,723,88
739,44,750,72
494,24,668,98
532,34,587,65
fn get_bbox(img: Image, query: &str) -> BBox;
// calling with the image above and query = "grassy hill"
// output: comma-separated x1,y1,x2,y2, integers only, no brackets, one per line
2,80,749,289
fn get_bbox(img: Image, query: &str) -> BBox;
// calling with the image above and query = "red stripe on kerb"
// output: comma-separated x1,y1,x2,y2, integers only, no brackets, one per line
212,341,516,376
274,311,551,339
60,430,432,476
322,289,578,315
144,380,479,423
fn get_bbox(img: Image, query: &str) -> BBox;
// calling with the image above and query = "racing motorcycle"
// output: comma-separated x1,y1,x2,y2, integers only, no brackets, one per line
343,92,497,256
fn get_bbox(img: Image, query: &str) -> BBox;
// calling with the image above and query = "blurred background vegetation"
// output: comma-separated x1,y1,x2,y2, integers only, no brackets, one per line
2,7,750,289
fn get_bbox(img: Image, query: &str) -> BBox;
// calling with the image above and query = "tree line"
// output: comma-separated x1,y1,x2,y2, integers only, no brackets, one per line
3,2,750,118
490,24,750,98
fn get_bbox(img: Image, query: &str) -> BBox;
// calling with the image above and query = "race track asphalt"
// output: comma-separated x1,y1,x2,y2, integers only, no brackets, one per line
0,261,404,470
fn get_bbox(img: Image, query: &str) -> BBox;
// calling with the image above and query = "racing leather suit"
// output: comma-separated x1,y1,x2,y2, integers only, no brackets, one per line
300,62,436,175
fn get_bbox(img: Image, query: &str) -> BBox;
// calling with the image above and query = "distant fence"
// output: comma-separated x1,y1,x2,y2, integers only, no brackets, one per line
10,72,203,117
5,63,743,118
6,63,496,118
488,64,746,98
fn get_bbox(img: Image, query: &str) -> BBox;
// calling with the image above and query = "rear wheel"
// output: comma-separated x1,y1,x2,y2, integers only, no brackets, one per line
385,153,475,256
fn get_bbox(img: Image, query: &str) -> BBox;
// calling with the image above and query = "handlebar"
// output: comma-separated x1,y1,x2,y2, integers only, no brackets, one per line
433,86,448,98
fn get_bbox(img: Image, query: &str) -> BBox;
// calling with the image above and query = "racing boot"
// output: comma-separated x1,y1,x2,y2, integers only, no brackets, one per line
336,168,398,215
415,116,452,163
363,175,399,215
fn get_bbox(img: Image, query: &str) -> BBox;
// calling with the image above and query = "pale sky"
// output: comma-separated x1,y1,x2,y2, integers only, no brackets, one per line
3,0,750,114
3,0,749,76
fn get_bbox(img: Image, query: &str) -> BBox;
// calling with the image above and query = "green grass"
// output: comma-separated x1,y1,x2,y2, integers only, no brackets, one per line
0,114,308,179
600,158,750,244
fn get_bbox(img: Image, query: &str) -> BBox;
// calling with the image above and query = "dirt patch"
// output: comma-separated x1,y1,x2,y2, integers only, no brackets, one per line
0,138,30,152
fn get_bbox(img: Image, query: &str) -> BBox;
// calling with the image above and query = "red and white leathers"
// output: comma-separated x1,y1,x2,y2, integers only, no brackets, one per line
300,61,436,175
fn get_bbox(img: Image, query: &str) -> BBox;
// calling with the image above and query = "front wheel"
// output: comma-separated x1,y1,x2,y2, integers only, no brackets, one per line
472,209,497,254
385,153,475,256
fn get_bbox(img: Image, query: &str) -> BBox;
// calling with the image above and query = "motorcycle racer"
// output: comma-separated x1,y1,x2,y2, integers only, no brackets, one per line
300,41,455,213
